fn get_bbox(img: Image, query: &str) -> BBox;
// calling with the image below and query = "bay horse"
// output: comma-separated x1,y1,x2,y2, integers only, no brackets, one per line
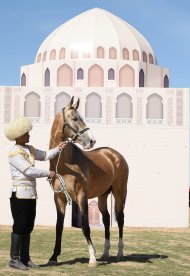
48,96,129,267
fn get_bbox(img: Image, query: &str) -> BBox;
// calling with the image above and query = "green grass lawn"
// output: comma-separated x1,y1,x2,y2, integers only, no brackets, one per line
0,225,190,275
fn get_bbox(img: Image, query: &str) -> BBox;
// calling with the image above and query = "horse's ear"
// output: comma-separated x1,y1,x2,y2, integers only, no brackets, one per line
70,96,74,107
73,98,80,110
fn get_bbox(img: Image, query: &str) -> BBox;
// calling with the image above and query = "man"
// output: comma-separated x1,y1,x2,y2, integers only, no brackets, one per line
4,116,67,270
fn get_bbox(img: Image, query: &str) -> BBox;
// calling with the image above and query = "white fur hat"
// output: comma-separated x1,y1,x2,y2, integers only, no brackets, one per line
4,117,33,141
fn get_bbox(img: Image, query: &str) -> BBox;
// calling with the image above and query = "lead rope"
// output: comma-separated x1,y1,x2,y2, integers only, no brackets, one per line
48,148,72,205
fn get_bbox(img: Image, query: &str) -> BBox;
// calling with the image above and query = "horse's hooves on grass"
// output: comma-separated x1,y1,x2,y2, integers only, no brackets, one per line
88,262,97,268
47,260,58,266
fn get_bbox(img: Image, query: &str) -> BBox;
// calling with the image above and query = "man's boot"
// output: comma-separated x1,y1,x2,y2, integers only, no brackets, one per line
9,233,29,270
20,234,40,268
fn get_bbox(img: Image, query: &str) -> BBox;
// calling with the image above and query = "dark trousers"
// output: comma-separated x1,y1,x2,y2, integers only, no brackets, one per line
10,192,36,235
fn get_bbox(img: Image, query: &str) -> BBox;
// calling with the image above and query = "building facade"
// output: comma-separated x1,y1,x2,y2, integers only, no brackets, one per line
0,8,189,227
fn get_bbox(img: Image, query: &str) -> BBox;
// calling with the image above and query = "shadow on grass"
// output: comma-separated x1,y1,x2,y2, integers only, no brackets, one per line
40,254,168,267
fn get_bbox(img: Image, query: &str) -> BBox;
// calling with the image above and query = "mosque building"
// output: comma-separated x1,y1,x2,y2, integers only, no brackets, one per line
0,8,189,227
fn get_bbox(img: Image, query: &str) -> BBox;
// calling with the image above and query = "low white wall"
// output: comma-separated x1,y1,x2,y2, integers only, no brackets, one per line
0,124,189,228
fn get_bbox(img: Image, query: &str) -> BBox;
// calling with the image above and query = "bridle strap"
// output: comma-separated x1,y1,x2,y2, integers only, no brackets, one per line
62,108,89,141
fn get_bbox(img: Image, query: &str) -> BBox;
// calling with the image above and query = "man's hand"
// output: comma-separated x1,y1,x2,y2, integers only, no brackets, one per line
58,141,68,150
49,171,56,178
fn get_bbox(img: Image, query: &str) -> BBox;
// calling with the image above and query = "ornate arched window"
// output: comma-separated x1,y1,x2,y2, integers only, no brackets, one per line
108,68,115,80
24,92,41,118
123,48,129,60
149,53,154,64
142,51,147,62
57,64,73,86
54,92,71,115
119,65,135,87
59,48,65,59
37,53,41,63
21,73,26,86
88,200,100,226
44,68,50,86
85,93,102,118
77,68,84,80
88,64,104,87
147,93,163,123
116,93,132,123
133,49,139,61
139,69,144,87
50,49,56,60
42,51,47,62
97,46,104,58
164,75,169,88
109,47,117,59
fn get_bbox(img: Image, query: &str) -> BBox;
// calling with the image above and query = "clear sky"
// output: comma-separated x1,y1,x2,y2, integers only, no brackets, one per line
0,0,189,87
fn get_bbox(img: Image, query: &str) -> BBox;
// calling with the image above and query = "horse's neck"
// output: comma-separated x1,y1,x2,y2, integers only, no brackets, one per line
50,122,65,148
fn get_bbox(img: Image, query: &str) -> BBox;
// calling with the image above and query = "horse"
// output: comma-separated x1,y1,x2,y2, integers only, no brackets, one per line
48,96,129,267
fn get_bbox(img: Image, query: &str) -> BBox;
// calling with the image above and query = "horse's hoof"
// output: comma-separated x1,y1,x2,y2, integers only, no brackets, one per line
47,260,58,266
100,254,109,261
88,262,97,268
116,255,124,262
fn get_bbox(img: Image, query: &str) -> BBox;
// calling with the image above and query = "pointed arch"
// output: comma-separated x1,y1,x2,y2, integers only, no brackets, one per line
147,93,163,121
164,75,169,88
88,200,100,226
59,48,65,59
77,68,84,80
139,69,145,87
88,64,104,87
133,49,139,60
123,48,129,60
50,49,56,60
21,73,26,86
24,92,41,117
57,64,73,86
149,53,154,64
37,53,41,63
142,51,147,62
109,47,117,59
54,92,71,115
108,68,115,80
42,51,47,62
116,93,132,118
85,93,102,118
119,64,135,87
97,46,104,58
44,68,50,86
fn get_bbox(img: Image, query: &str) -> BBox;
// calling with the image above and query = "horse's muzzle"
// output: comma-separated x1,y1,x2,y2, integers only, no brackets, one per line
84,139,96,150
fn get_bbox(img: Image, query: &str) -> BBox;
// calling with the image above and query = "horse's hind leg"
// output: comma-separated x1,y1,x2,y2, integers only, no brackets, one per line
48,194,66,264
112,183,127,261
98,194,110,259
77,193,97,267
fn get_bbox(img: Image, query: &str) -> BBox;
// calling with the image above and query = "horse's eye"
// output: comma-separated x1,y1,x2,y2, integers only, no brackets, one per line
73,117,78,121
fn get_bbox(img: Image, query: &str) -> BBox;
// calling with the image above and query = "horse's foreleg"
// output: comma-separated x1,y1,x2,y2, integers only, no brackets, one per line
48,197,66,265
78,195,97,267
98,194,110,260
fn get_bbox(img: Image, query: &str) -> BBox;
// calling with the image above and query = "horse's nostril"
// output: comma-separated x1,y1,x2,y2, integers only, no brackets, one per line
90,139,96,146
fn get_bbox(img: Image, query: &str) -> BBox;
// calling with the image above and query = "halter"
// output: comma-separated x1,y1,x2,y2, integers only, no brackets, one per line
48,108,90,204
48,148,72,205
62,108,90,142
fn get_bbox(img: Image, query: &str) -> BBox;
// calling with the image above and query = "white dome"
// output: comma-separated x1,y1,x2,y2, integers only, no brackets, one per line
35,8,155,62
